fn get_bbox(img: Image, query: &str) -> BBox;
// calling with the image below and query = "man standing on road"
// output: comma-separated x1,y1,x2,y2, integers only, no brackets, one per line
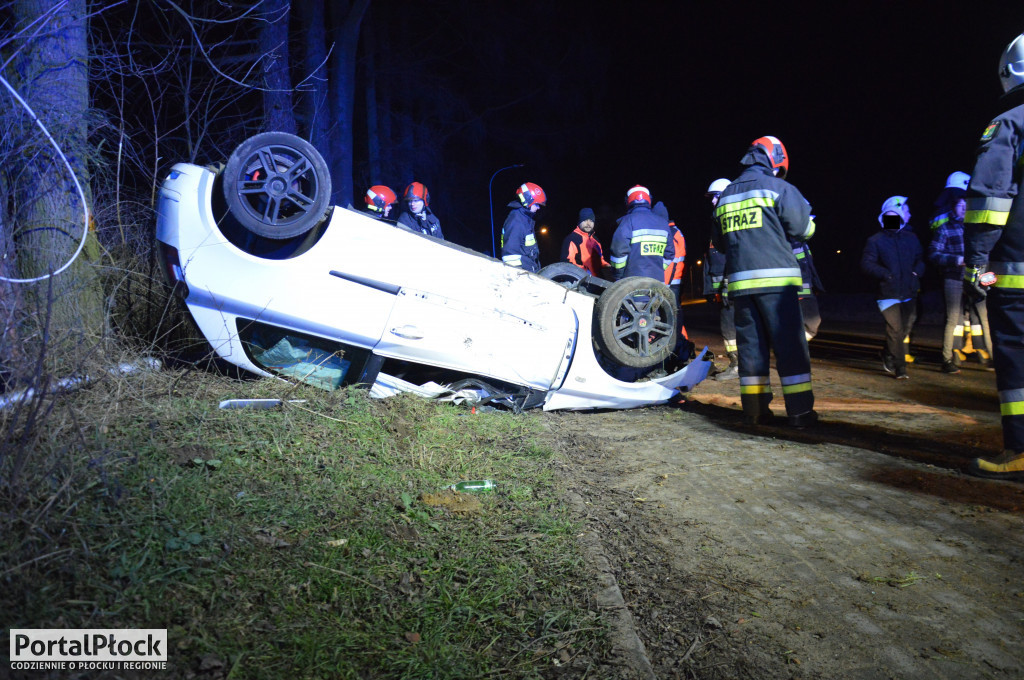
609,185,674,281
712,137,817,427
861,196,925,380
963,32,1024,480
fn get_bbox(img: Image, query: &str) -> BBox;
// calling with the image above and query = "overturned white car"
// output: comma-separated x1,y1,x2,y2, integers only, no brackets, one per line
155,132,709,410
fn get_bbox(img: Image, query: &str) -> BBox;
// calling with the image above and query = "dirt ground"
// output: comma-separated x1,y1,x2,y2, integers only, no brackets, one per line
541,305,1024,679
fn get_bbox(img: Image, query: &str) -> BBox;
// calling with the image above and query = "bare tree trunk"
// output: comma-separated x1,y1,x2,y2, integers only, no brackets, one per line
329,0,370,207
298,0,331,167
261,0,297,134
8,0,105,374
363,16,380,182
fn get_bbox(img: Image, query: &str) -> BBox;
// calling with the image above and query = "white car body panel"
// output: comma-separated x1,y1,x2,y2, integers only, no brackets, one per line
156,162,708,410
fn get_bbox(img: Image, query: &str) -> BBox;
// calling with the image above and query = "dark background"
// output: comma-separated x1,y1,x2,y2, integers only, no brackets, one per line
369,1,1023,294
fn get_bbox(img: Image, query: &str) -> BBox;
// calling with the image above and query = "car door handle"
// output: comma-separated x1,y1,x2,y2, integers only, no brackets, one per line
390,326,424,340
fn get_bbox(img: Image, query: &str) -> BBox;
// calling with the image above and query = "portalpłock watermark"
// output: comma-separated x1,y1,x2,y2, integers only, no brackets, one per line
9,629,167,671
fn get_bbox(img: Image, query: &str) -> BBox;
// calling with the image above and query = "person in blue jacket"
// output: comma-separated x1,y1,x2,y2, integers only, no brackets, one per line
501,182,546,272
861,196,925,380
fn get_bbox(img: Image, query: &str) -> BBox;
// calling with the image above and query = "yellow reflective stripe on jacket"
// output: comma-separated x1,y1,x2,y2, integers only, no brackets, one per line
965,196,1013,226
993,274,1024,289
728,276,803,292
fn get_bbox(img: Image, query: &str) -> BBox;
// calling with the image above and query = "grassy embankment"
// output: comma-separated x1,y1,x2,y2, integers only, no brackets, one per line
1,369,606,678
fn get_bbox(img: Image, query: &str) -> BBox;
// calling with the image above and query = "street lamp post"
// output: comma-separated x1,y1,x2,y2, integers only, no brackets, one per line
489,163,524,258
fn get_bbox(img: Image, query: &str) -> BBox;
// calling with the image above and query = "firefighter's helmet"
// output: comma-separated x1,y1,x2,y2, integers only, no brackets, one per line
705,178,730,196
404,182,430,206
626,185,652,206
750,136,789,178
365,185,398,215
516,182,547,209
999,32,1024,93
945,172,970,191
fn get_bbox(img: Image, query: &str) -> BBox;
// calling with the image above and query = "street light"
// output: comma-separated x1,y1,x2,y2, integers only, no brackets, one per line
489,163,524,258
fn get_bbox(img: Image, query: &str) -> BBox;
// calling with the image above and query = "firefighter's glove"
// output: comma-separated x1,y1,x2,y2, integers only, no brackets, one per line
720,281,730,308
964,266,992,303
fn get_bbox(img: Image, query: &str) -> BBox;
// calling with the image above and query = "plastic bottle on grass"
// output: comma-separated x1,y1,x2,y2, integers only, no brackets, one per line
449,480,496,493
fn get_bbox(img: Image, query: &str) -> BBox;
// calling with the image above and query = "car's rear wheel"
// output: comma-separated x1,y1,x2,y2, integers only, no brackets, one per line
594,277,676,368
223,131,332,239
538,262,589,289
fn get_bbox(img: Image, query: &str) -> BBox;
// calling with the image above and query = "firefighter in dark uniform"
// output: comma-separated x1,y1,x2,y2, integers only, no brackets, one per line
703,178,738,380
397,182,444,239
713,136,817,427
964,32,1024,480
501,182,546,272
609,185,674,281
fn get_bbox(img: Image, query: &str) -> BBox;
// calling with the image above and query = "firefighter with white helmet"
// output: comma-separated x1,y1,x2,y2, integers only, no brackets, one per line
712,137,817,427
963,31,1024,479
702,178,739,379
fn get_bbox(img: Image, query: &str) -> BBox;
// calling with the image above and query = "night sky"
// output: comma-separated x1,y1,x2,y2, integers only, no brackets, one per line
430,2,1024,294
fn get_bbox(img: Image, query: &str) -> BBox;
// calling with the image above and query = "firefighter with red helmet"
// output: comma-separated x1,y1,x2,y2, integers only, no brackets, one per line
713,136,817,427
963,32,1024,480
397,182,444,239
364,185,398,221
609,185,674,281
501,182,546,272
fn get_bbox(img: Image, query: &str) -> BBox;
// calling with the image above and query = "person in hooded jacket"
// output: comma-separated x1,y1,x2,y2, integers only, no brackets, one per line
861,196,925,379
397,182,444,239
501,182,546,272
712,136,817,427
962,32,1024,480
561,207,609,277
609,185,674,281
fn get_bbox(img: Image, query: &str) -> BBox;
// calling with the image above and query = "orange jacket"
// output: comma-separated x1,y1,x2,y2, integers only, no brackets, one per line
561,226,609,277
664,221,686,286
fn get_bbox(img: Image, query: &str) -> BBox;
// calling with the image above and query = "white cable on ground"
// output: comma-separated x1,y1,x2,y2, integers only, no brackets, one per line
0,72,90,284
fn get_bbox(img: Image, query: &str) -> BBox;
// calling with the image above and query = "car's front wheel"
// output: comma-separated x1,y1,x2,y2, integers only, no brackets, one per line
222,131,332,239
594,277,676,368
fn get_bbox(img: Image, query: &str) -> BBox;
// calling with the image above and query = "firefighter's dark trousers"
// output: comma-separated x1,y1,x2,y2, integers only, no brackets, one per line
989,287,1024,452
734,288,814,419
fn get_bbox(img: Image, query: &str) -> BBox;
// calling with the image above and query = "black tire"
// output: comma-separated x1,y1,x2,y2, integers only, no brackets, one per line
538,262,589,289
222,131,332,239
594,277,677,368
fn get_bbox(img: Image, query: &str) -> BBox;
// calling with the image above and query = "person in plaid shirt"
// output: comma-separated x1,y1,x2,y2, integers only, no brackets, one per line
928,191,991,373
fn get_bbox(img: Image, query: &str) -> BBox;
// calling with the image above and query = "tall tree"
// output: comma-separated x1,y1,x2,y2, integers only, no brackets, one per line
260,0,296,134
328,0,370,207
298,0,330,165
5,0,105,373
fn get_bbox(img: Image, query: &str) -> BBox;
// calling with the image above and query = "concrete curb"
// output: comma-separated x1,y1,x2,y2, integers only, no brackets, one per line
564,489,656,680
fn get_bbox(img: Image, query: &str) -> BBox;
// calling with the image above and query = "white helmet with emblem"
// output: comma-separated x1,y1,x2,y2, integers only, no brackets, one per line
999,32,1024,93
